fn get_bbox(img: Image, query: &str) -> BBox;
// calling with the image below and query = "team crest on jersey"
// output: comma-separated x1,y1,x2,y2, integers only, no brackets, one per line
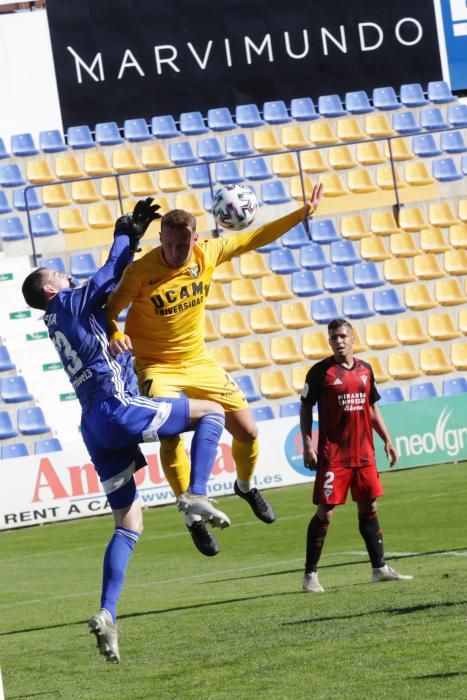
188,265,200,278
362,375,368,385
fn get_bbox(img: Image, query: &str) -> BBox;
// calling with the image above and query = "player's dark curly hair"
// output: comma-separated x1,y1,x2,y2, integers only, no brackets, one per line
22,267,50,310
161,209,196,232
328,318,353,333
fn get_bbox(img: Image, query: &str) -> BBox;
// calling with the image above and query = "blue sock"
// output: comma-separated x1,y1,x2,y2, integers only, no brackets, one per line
101,527,140,622
189,412,225,495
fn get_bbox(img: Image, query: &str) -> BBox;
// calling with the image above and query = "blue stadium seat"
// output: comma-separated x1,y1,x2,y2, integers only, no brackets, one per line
292,270,323,297
379,387,405,403
257,239,282,254
261,180,291,205
372,86,400,110
345,90,374,114
70,252,98,278
34,437,63,454
440,131,466,154
235,375,261,402
18,407,50,435
442,377,467,396
225,133,255,157
420,107,448,130
462,155,467,176
208,107,235,131
187,164,211,188
0,191,12,214
290,97,319,121
263,100,291,124
41,256,66,273
151,115,180,139
66,125,95,149
311,219,340,244
197,137,225,161
412,134,442,157
31,212,58,237
300,243,330,270
342,292,375,319
203,190,213,212
123,118,152,142
282,222,310,248
169,141,197,165
323,266,354,293
13,187,41,211
244,157,272,181
270,248,300,274
373,288,405,314
447,103,467,128
39,129,67,153
95,122,124,146
279,400,301,418
180,111,209,135
215,160,243,185
0,216,27,241
0,411,18,439
353,262,385,288
11,132,39,157
0,376,33,403
427,80,456,103
392,111,421,135
330,240,360,266
0,164,25,187
252,405,275,421
0,346,15,372
1,442,29,459
432,157,462,182
409,382,437,400
235,104,264,128
0,137,9,159
311,297,339,323
318,94,347,118
399,83,428,107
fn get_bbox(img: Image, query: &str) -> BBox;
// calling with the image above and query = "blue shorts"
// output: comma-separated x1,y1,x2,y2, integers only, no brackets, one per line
81,394,189,509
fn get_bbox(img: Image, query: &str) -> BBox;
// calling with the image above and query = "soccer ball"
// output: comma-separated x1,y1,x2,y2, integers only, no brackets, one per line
212,184,258,230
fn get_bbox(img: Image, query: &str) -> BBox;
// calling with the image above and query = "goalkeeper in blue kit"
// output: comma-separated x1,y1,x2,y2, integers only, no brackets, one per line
22,199,230,664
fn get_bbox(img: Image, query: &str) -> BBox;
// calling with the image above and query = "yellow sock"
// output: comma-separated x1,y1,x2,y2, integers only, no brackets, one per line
159,435,190,497
232,436,259,483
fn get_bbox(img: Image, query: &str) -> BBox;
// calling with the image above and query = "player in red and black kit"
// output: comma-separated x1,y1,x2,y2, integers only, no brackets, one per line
300,318,413,592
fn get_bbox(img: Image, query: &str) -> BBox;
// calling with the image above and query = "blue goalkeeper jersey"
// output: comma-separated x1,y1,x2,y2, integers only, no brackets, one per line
42,232,138,413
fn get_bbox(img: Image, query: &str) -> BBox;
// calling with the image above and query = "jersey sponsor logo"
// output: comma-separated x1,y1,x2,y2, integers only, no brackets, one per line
71,368,93,389
150,280,205,314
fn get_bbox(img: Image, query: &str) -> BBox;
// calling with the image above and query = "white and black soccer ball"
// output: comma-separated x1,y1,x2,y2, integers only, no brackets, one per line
212,184,258,230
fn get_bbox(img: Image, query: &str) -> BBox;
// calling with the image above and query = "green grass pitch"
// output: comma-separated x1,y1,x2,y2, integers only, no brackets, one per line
0,461,466,699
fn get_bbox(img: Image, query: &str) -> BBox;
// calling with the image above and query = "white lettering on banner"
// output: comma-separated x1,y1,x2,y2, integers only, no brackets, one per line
67,46,104,83
118,50,145,79
359,23,384,51
245,34,273,64
224,38,233,67
187,41,214,69
322,26,347,55
284,30,309,59
395,18,423,45
396,407,467,458
154,45,180,74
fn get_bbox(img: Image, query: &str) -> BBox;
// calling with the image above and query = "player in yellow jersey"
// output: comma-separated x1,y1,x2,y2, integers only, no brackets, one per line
105,183,324,555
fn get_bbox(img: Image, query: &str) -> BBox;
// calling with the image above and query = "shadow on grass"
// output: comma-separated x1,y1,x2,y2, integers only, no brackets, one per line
412,671,467,680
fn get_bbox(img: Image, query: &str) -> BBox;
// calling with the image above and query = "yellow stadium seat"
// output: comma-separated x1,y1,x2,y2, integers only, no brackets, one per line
340,214,370,240
420,227,450,253
281,125,310,149
141,144,170,169
356,141,386,165
261,274,294,301
429,203,458,227
84,151,112,176
365,355,390,383
129,172,158,197
42,184,71,207
435,279,467,306
209,344,241,371
390,232,422,257
428,312,461,341
309,122,338,145
388,351,422,379
458,199,467,222
396,317,429,345
239,251,270,278
26,159,55,184
370,211,399,236
290,173,314,202
101,177,129,200
58,207,87,234
250,305,283,334
112,147,141,173
413,253,444,280
55,155,83,180
253,128,282,153
352,326,368,353
365,322,398,350
336,117,366,142
231,278,263,305
272,153,299,177
219,310,252,338
239,340,272,369
318,172,348,197
347,169,378,194
383,258,415,284
158,168,187,193
260,369,295,399
444,249,467,275
449,223,467,249
71,180,100,204
360,236,391,261
328,145,357,170
404,161,435,186
365,114,395,138
302,331,330,359
451,342,467,370
398,207,427,232
87,203,114,229
404,283,437,310
205,281,231,309
212,260,240,283
384,137,413,161
281,301,314,329
459,309,467,335
291,364,310,392
376,166,406,190
300,151,329,174
270,335,304,364
174,193,204,216
204,315,220,342
420,347,453,375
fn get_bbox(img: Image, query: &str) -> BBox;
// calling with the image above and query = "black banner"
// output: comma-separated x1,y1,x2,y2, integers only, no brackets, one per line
46,0,442,130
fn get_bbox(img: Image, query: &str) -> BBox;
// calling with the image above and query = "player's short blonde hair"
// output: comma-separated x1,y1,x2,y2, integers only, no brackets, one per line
161,209,196,233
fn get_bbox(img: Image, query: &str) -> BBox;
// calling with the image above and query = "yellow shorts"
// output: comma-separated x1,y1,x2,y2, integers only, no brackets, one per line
135,355,248,413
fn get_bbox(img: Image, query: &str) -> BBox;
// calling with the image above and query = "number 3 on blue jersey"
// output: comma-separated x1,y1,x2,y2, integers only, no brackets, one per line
52,330,83,376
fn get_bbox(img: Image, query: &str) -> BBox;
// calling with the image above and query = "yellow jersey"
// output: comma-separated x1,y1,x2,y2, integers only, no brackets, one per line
105,206,308,364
